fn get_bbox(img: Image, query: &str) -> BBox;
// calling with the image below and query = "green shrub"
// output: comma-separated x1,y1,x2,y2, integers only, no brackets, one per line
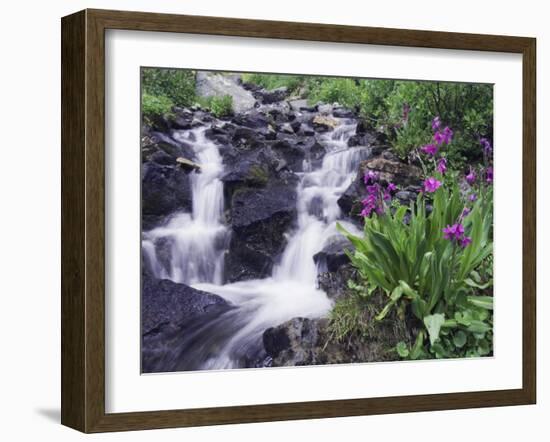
141,93,174,120
381,81,493,163
308,78,365,109
241,73,305,94
142,68,196,107
338,181,493,359
198,95,234,117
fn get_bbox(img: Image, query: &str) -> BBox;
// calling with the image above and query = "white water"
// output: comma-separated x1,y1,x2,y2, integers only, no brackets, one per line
143,118,367,370
142,127,227,285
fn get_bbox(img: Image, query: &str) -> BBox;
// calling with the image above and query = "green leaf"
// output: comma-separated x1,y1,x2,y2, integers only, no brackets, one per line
411,297,427,321
466,320,491,334
477,339,491,356
452,330,467,348
465,278,493,290
396,342,409,358
410,330,426,360
375,286,403,321
424,313,445,346
467,296,494,310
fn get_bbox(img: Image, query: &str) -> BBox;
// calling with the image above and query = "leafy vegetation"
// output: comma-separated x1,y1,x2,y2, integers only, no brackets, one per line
141,68,234,120
142,93,174,122
337,115,494,359
241,73,305,94
198,95,234,117
142,68,196,108
241,74,492,166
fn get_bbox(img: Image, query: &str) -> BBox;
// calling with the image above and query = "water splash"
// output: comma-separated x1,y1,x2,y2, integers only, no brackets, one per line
143,127,228,285
143,117,368,371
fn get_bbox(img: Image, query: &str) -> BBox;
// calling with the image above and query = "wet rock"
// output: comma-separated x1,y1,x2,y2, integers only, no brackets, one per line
141,162,192,230
363,156,422,186
142,274,230,335
225,184,297,281
270,139,306,171
232,126,266,150
313,235,354,273
141,273,232,373
263,318,320,365
312,115,339,132
231,109,271,130
332,107,355,118
150,150,175,166
288,99,310,111
149,131,193,158
317,263,357,301
336,171,366,221
171,108,195,130
254,86,289,104
176,157,201,172
395,190,418,205
317,103,333,114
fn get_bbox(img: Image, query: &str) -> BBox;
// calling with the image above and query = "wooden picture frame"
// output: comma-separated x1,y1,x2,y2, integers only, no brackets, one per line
61,8,536,433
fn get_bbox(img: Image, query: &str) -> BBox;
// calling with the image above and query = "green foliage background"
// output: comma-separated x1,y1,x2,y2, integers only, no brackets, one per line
142,69,493,169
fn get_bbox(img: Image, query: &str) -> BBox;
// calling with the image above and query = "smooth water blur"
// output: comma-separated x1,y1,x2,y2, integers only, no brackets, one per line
143,117,368,370
143,127,227,285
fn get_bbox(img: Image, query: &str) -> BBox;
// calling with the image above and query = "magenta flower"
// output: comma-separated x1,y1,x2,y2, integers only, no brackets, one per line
466,168,476,185
432,116,441,131
461,207,471,218
361,194,378,217
421,143,438,156
366,184,380,194
469,193,477,202
433,126,453,146
387,182,397,193
437,158,447,174
433,131,445,145
443,223,465,241
423,177,442,193
443,222,472,248
486,166,493,184
480,137,492,155
363,170,379,185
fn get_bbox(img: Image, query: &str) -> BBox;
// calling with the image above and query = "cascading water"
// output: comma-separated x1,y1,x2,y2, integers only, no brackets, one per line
143,127,228,285
143,117,368,371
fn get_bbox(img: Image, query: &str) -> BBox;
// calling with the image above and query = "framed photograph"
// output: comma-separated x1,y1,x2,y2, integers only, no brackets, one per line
61,9,536,433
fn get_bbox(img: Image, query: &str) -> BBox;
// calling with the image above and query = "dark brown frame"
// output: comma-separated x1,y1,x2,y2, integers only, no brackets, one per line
61,8,537,433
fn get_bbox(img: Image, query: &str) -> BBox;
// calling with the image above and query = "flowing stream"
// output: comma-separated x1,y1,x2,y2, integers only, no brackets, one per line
143,117,368,371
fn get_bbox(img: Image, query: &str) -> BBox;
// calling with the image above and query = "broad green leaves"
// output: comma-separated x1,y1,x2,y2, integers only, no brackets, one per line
424,314,445,345
339,183,493,360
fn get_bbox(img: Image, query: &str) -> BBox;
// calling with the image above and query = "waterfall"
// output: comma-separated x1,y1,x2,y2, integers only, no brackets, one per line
143,117,367,371
274,122,366,284
143,127,228,285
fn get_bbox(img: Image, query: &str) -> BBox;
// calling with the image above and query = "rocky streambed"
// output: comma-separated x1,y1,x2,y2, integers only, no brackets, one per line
141,73,423,372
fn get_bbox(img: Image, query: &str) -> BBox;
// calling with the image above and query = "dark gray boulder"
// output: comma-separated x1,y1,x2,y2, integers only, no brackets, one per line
141,162,192,230
332,107,355,118
141,274,233,373
263,318,320,366
142,274,230,336
254,86,289,104
270,139,306,171
313,235,353,274
225,184,297,281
